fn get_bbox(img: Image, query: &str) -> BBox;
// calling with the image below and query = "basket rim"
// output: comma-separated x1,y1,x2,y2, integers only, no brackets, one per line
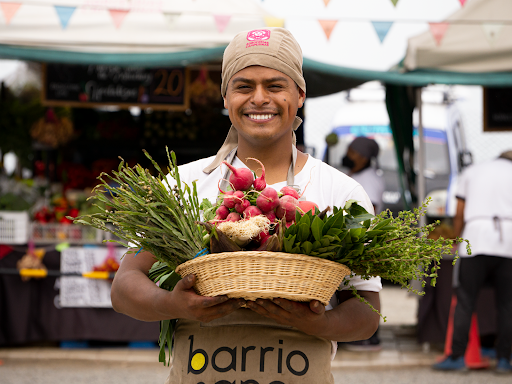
175,251,351,275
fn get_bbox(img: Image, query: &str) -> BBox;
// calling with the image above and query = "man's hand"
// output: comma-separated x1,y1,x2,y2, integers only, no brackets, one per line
247,291,380,342
170,274,246,323
246,298,328,335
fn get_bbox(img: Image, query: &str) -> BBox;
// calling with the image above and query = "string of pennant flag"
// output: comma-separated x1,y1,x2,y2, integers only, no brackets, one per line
0,0,507,47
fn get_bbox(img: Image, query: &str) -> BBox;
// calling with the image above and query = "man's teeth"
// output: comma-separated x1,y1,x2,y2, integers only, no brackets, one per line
248,114,273,120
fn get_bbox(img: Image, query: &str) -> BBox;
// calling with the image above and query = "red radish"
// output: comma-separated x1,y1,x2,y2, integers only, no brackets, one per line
256,187,279,212
247,157,266,191
224,190,245,209
298,200,319,215
264,210,277,222
243,205,263,219
276,195,300,223
222,161,254,191
226,212,241,222
222,191,236,208
215,205,230,220
235,199,251,214
280,186,300,199
256,230,271,244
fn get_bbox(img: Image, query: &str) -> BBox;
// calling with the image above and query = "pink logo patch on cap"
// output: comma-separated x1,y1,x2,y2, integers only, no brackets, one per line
246,29,271,48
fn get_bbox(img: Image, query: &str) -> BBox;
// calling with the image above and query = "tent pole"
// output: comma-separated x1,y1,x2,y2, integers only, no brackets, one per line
416,87,426,228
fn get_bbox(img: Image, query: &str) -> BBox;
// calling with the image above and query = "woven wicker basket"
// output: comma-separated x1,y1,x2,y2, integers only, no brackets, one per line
175,251,351,306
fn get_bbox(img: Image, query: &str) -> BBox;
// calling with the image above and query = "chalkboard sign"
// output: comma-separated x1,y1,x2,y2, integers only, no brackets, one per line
42,64,189,111
483,87,512,132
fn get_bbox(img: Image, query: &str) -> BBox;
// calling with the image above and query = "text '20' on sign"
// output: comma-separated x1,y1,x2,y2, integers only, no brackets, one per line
42,64,190,111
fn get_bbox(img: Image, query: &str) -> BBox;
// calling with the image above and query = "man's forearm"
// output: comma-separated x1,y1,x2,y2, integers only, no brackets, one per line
308,292,380,342
111,268,175,321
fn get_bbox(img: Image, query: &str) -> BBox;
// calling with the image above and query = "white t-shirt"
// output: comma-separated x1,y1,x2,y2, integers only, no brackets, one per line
455,158,512,258
176,154,382,293
175,154,382,359
350,167,385,214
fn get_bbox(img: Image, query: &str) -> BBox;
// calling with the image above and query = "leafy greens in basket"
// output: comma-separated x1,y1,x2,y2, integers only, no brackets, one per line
72,149,469,365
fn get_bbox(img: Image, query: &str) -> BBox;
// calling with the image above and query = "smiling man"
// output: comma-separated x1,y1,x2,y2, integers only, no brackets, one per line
111,28,381,384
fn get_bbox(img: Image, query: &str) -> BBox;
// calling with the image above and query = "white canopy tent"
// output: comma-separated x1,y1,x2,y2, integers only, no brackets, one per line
0,0,269,55
404,0,512,72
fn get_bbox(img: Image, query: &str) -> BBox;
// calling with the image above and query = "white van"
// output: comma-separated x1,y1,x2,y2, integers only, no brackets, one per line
324,84,472,218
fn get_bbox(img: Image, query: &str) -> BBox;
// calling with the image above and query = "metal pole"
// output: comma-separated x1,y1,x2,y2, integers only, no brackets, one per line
416,87,426,228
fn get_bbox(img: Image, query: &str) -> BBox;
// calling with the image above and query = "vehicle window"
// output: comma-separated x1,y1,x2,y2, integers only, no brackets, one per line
328,125,450,176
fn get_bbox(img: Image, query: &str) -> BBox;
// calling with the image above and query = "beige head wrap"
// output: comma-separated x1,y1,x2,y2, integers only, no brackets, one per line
203,27,306,174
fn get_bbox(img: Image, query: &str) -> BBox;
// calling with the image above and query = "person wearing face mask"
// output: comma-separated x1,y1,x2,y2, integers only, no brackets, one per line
340,136,385,352
341,136,385,215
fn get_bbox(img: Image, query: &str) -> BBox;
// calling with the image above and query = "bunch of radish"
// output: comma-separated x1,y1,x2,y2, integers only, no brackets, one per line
210,158,319,250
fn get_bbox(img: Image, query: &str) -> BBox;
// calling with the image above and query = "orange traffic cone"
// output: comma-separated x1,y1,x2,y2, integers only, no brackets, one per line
438,294,490,369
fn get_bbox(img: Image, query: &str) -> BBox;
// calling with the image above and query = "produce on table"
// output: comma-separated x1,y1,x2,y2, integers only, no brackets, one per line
73,150,470,365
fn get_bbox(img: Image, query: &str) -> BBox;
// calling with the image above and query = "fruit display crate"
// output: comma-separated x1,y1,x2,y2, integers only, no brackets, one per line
0,211,30,245
30,222,105,244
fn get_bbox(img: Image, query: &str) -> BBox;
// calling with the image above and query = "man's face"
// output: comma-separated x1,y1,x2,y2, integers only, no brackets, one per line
223,66,305,147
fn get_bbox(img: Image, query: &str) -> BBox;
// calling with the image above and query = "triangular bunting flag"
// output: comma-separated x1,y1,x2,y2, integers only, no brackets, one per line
163,12,181,29
1,2,21,25
213,14,231,33
54,5,76,29
482,23,504,46
458,0,467,6
109,9,129,29
264,16,285,28
390,0,399,7
429,22,450,46
323,0,331,6
318,19,338,41
371,21,393,43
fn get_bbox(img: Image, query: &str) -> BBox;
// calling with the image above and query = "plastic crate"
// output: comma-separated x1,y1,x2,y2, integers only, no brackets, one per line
0,211,30,244
30,222,104,244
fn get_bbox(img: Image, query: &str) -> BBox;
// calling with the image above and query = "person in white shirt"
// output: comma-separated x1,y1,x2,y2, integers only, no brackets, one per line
110,28,381,383
434,150,512,373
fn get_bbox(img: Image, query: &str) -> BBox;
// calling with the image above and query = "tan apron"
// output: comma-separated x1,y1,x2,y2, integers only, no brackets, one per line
165,309,334,384
165,147,334,383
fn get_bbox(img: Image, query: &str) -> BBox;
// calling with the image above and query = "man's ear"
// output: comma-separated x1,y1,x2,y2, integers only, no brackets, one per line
298,88,305,108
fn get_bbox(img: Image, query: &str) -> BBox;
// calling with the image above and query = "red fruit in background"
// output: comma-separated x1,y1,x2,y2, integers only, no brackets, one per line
68,208,80,218
59,217,73,225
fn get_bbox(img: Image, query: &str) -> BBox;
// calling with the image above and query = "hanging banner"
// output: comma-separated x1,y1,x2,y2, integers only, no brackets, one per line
109,9,129,29
429,22,450,46
458,0,467,6
481,23,504,46
483,87,512,132
390,0,399,7
318,19,338,41
371,21,393,43
323,0,331,6
42,63,190,111
54,5,76,29
0,2,21,24
264,16,284,28
213,14,231,33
